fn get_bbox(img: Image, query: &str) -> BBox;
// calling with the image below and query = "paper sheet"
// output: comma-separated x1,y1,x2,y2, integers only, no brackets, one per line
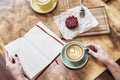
54,6,99,39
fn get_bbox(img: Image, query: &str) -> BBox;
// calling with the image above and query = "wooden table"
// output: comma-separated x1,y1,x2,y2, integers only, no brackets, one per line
0,0,120,80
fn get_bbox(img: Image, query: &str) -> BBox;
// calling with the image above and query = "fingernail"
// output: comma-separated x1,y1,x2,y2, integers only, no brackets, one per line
86,49,89,51
15,54,18,57
12,58,15,63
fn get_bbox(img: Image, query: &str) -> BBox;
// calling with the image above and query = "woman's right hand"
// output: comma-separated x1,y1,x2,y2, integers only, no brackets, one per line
86,43,113,64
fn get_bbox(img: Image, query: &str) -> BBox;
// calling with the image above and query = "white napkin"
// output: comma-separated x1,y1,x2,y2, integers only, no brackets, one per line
54,6,99,40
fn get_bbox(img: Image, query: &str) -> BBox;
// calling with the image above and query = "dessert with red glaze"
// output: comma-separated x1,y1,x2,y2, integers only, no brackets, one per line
65,16,78,29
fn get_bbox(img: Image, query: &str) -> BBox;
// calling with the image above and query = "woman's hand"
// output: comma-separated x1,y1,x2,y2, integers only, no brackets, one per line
87,43,112,64
87,43,120,80
5,51,28,80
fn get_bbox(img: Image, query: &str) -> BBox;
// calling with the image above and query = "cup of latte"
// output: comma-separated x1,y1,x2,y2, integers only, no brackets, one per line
65,41,86,62
30,0,57,13
35,0,56,8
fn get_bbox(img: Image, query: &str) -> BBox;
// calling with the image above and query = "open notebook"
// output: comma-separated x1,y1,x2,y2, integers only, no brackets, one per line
5,22,65,80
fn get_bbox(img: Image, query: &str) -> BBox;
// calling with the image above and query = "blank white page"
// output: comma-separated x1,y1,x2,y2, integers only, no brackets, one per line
24,22,65,61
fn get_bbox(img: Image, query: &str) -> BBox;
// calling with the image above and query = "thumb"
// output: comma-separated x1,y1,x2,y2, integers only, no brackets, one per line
5,51,9,63
13,54,20,64
88,49,98,58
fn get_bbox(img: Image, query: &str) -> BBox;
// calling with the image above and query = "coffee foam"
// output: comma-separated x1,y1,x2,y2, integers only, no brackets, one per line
66,44,83,61
35,0,50,5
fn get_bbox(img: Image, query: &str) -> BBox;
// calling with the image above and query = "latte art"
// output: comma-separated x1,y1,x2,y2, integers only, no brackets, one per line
35,0,50,5
66,44,83,60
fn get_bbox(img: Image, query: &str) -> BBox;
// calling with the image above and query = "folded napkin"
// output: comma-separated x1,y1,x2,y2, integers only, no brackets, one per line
54,6,99,39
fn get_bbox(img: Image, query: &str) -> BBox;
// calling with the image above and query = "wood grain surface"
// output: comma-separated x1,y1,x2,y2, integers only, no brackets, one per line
0,0,120,80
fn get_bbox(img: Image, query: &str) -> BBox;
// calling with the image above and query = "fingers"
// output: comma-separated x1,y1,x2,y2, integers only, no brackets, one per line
12,54,21,65
87,43,97,52
5,51,20,64
5,51,13,69
5,51,13,64
87,43,99,58
87,43,101,52
88,48,97,58
5,51,9,63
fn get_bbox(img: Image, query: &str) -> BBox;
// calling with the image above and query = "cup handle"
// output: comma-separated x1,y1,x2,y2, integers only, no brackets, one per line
84,48,89,54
